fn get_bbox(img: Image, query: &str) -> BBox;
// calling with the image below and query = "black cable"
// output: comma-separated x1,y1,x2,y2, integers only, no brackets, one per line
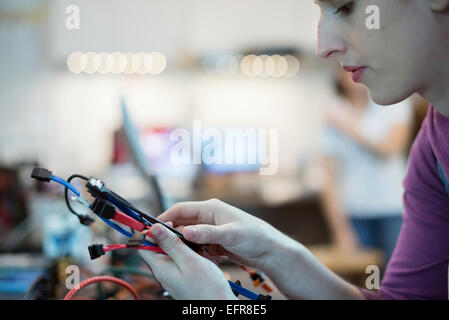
64,174,94,226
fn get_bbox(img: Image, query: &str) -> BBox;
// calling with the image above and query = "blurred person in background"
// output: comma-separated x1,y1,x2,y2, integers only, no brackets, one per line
319,69,412,264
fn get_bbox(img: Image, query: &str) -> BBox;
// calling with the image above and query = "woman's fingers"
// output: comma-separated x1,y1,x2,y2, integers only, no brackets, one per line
157,200,219,226
148,223,196,268
183,224,237,248
139,250,178,279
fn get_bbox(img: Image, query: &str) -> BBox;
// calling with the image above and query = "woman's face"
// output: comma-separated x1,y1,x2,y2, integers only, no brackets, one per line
315,0,441,105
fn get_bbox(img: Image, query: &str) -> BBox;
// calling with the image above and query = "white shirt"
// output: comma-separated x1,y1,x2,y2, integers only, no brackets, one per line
322,99,412,218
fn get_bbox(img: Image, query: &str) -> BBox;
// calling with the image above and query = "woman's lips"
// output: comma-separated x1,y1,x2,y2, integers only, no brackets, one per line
343,66,367,83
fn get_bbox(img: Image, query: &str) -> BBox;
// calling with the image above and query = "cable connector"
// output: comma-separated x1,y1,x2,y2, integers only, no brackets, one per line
78,215,95,226
256,294,272,300
127,232,146,247
250,271,272,292
88,244,105,260
231,280,242,298
91,199,116,219
31,168,52,182
86,177,107,198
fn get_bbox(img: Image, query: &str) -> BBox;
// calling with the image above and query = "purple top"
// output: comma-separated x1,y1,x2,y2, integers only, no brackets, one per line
363,105,449,300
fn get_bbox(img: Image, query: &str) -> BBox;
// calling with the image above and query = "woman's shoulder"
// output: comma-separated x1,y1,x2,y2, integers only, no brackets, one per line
426,105,449,175
403,104,449,219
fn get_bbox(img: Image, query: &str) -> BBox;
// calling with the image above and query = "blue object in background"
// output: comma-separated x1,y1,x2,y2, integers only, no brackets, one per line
0,268,44,298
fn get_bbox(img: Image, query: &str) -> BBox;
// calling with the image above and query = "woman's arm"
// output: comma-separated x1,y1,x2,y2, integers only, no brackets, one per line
319,156,359,251
143,199,366,300
350,124,411,158
259,237,365,300
330,119,411,158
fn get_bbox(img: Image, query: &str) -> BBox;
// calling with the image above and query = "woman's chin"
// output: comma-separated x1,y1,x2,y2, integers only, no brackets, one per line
368,88,412,106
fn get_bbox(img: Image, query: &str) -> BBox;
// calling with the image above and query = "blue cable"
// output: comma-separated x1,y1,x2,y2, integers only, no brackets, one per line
50,175,80,196
228,281,259,300
49,174,155,246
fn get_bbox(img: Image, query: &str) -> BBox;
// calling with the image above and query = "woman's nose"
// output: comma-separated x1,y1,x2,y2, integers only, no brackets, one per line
316,23,347,59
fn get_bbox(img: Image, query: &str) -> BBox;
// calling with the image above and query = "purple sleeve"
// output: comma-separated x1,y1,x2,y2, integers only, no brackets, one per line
361,289,384,300
365,107,449,300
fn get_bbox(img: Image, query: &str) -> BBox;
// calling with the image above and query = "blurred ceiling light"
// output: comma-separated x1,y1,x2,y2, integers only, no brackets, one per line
273,55,288,78
252,56,264,77
97,52,114,74
83,52,101,74
67,52,87,74
65,51,166,76
143,54,154,73
216,55,239,77
110,52,127,74
240,55,256,77
239,54,298,78
132,52,148,74
149,52,167,74
285,55,300,77
123,52,135,74
264,56,276,77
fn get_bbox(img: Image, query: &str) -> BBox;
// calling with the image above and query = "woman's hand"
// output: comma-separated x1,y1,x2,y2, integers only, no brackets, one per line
156,198,289,271
139,222,237,300
142,199,364,300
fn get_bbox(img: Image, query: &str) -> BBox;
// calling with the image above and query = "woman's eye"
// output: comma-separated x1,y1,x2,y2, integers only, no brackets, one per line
335,2,354,15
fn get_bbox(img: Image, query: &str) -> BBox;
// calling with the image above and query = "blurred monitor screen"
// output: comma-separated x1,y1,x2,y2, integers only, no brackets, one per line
201,130,261,174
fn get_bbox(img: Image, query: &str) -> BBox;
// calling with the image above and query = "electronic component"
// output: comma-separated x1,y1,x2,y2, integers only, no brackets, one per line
31,167,271,301
31,168,52,182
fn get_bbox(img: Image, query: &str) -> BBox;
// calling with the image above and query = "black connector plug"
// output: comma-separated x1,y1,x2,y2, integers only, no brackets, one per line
88,244,105,260
31,168,52,182
78,215,95,226
232,280,241,298
257,294,272,300
91,199,116,219
250,272,264,283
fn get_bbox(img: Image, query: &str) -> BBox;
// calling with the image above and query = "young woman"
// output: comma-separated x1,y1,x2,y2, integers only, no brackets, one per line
140,0,449,299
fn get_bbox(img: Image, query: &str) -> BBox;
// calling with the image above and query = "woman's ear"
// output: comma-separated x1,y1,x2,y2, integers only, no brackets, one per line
429,0,449,11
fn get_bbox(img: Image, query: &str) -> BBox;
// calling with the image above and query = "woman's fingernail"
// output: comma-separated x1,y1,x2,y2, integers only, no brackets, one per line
184,226,197,240
151,224,166,239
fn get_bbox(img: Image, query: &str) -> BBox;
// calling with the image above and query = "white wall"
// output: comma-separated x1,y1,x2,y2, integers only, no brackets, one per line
188,0,320,54
0,0,329,177
48,0,320,61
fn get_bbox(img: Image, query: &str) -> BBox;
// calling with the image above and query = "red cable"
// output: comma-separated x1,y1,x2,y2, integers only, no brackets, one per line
63,275,140,300
103,244,166,254
113,210,146,232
